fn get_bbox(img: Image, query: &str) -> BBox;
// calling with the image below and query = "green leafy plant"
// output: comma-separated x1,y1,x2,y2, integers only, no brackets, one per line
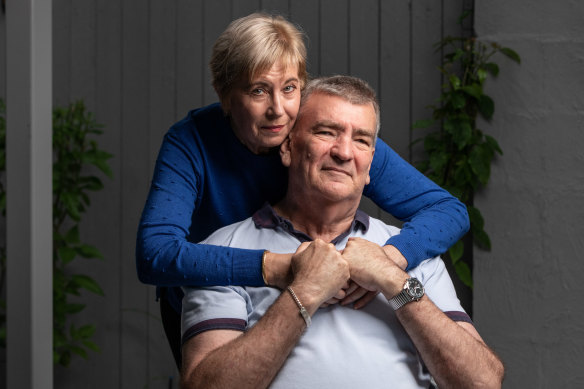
413,21,520,288
0,100,112,366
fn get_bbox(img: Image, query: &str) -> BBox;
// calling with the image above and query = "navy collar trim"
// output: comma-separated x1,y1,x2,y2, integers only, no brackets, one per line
252,202,369,244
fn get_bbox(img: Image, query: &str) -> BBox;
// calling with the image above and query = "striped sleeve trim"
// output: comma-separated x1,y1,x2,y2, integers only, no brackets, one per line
181,318,246,345
445,311,473,325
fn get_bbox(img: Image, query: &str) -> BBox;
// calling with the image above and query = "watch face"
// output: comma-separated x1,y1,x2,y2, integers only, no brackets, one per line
406,278,424,299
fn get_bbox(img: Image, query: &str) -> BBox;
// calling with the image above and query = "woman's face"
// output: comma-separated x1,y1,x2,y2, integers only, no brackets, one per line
228,62,301,154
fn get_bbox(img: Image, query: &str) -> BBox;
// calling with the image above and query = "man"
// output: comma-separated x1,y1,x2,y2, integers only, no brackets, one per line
180,76,504,388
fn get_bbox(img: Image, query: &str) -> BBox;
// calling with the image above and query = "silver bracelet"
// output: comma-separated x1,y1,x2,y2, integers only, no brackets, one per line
287,286,311,328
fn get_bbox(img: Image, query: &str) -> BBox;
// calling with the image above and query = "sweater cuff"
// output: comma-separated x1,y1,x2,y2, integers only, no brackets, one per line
231,248,265,287
384,234,427,271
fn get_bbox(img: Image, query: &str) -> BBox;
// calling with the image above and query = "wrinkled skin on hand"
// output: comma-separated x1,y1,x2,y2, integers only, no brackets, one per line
342,237,406,297
289,239,351,311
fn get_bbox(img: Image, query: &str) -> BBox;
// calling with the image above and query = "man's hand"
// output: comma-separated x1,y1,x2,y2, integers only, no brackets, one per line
289,239,350,313
342,237,407,299
264,241,409,309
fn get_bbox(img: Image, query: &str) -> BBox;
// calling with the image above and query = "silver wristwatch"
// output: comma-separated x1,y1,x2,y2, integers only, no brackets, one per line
388,277,425,310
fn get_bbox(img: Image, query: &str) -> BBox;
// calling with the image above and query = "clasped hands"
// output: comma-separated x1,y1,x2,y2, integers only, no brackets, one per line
287,238,408,313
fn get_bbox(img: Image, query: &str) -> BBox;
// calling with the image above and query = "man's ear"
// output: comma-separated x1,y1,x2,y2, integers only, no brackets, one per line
280,136,292,167
365,148,375,186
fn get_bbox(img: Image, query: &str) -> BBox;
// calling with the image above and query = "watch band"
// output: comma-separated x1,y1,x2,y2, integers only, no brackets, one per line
388,290,411,310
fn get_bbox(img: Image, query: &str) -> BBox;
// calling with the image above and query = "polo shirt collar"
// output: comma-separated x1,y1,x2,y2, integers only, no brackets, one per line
252,202,369,244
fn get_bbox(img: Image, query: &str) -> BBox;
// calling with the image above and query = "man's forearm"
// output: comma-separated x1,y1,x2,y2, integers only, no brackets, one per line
182,291,309,389
395,298,504,388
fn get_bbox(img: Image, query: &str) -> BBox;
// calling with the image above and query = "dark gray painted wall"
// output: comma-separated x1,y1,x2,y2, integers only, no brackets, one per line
1,1,478,387
473,0,584,387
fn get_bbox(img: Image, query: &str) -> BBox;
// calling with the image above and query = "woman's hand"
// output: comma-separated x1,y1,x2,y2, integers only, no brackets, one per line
383,244,408,270
263,251,294,289
321,281,379,310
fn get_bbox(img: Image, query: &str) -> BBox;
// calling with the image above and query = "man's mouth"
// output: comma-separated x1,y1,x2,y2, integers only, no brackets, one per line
322,167,351,176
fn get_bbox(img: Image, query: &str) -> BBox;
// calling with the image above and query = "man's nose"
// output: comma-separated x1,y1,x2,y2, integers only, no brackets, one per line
331,136,353,161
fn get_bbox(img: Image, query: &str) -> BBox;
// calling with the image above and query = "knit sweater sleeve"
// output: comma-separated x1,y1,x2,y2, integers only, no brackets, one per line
364,138,470,270
135,121,265,288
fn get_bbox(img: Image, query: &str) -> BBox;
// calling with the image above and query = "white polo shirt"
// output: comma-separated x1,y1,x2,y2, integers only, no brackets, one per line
182,204,471,389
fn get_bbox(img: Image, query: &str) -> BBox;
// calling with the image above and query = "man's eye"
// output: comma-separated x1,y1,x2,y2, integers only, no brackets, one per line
316,130,333,136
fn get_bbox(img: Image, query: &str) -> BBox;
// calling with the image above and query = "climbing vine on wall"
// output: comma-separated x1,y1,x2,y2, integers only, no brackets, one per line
0,100,112,366
413,18,520,287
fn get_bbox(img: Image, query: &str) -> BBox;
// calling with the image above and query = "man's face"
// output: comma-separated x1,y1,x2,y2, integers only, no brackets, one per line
281,92,376,204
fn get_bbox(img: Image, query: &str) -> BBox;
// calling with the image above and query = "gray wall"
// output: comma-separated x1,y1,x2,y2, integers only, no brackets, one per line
46,1,471,388
0,0,544,388
473,0,584,387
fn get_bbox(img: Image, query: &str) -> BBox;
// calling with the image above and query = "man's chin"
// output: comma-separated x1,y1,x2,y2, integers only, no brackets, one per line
317,187,361,204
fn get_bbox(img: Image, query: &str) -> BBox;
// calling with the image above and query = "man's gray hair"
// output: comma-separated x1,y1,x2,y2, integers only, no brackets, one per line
301,75,381,139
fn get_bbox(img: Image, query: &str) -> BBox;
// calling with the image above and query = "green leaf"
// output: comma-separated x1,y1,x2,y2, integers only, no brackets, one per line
449,74,461,90
469,145,491,185
483,62,500,77
454,261,473,288
485,135,503,155
69,345,88,359
453,120,473,150
61,192,81,221
64,225,80,244
474,228,492,250
82,340,100,352
76,324,96,339
500,47,521,64
449,240,464,264
477,69,488,84
79,176,104,191
93,159,113,178
450,92,466,110
76,244,104,260
468,206,485,231
457,10,472,25
57,246,77,264
57,350,71,366
423,132,443,152
64,303,85,314
461,84,482,99
71,274,105,296
429,151,449,175
478,95,495,120
412,119,434,129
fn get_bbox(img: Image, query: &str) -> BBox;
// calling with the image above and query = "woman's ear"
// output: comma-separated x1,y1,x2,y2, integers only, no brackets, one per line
220,95,230,115
280,136,292,167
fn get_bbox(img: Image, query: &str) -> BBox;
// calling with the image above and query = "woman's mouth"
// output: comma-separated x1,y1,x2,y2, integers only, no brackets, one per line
261,125,285,133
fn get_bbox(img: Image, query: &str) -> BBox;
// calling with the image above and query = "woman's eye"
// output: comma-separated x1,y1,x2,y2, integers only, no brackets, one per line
251,88,266,96
283,85,297,93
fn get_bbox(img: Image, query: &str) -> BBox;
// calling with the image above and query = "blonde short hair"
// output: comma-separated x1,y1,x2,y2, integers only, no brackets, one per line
210,13,308,110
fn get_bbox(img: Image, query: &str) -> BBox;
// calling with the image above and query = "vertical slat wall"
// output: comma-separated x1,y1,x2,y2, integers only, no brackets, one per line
0,1,465,387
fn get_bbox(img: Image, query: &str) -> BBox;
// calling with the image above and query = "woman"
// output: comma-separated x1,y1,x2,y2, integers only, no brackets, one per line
136,13,469,367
